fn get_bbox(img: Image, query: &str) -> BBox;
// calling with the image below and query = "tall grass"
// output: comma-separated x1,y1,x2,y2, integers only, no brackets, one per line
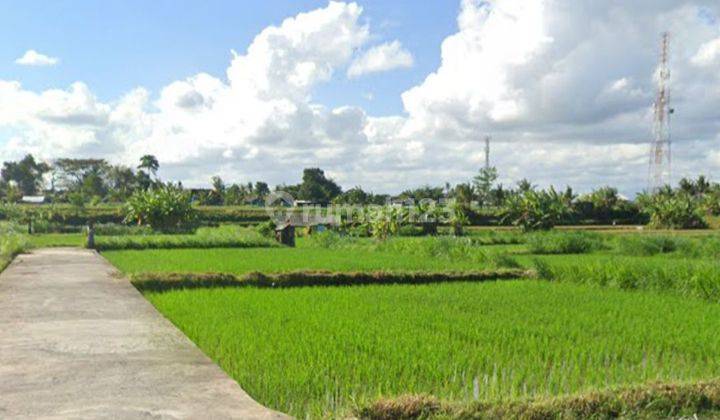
467,229,525,245
302,233,520,269
533,255,720,301
144,281,720,418
362,379,720,419
526,231,605,254
0,222,28,271
106,247,513,275
29,221,154,235
94,225,278,251
612,234,720,258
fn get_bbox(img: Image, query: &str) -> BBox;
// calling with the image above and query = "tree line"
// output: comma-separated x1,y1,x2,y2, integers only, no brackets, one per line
1,153,719,229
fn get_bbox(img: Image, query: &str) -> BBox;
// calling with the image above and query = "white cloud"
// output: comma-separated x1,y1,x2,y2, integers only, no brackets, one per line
692,37,720,66
347,40,414,78
2,1,720,195
14,50,59,67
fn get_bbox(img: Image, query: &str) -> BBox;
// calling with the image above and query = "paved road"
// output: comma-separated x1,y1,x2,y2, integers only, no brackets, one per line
0,248,287,419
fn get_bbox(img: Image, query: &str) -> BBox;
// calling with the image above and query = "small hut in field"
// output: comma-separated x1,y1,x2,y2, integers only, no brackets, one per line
274,214,338,247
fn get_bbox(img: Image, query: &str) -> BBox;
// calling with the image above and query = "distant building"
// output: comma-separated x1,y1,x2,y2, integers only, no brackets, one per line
293,200,328,207
21,196,47,204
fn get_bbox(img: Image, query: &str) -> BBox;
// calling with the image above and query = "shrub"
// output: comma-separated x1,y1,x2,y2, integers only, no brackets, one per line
255,220,276,238
0,222,28,270
640,193,707,229
358,206,409,240
502,188,570,231
304,230,353,249
124,184,197,232
526,231,605,254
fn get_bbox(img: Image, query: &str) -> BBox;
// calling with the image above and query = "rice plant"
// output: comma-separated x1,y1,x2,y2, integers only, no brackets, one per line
526,231,605,254
533,254,720,301
143,281,720,418
94,225,278,250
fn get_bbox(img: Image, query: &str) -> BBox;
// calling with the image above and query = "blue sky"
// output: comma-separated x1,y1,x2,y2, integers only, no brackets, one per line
0,0,456,116
1,0,719,194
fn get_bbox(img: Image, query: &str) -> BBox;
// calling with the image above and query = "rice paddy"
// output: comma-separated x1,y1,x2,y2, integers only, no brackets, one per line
144,280,720,418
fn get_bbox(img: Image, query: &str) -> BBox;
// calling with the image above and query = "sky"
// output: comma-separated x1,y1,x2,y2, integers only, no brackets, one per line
1,0,720,196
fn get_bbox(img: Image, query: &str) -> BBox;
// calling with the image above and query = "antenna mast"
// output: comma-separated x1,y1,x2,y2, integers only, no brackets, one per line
649,32,673,192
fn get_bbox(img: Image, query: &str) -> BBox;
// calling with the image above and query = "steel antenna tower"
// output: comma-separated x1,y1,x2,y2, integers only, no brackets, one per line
649,32,673,192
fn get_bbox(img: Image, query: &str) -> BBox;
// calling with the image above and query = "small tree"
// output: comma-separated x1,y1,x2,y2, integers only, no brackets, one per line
473,166,498,206
448,201,470,236
415,200,442,235
364,206,407,240
138,155,159,178
124,183,197,232
502,187,570,231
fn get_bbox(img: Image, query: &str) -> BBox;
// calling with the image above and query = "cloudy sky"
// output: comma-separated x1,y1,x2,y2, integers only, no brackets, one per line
1,0,720,196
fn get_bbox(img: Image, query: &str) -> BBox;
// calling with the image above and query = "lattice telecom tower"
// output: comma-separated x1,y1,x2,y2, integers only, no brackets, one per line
648,32,673,192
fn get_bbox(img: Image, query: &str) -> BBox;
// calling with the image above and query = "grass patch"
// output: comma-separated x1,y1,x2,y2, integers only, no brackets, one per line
533,254,720,301
613,234,690,256
142,281,720,418
360,379,720,419
27,233,86,248
94,225,278,251
0,222,28,272
105,243,519,275
131,268,531,291
526,231,605,254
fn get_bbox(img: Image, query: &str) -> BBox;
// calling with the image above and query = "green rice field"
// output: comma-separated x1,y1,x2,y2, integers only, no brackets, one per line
144,280,720,418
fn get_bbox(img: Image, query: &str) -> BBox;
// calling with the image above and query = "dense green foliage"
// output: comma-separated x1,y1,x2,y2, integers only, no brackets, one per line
502,188,571,231
143,281,720,418
639,192,708,229
1,154,50,196
124,184,197,232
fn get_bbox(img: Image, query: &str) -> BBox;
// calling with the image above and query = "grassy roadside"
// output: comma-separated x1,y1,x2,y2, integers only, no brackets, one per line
0,256,10,272
0,222,28,273
360,379,720,419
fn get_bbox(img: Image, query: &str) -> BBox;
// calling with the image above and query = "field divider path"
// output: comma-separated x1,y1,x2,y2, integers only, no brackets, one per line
0,248,287,419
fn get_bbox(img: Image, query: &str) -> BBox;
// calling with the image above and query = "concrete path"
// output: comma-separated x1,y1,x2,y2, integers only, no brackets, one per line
0,248,288,419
